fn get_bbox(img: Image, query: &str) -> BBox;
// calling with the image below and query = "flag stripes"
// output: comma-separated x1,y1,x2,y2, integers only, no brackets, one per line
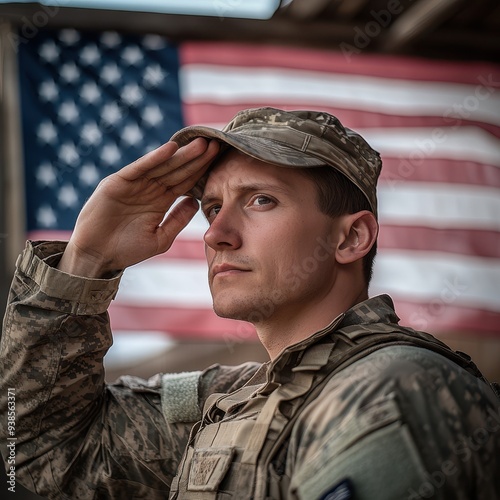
18,31,500,340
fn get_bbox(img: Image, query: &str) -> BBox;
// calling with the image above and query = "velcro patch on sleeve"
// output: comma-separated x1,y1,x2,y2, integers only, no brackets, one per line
161,371,202,423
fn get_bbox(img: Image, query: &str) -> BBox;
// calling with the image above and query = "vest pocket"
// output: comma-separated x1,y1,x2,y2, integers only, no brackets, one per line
187,447,235,492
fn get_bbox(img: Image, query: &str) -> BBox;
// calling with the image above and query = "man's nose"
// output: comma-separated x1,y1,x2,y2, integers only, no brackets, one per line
204,207,242,251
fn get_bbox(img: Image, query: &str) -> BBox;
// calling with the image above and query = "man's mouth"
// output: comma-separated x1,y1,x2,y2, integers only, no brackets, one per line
211,264,250,279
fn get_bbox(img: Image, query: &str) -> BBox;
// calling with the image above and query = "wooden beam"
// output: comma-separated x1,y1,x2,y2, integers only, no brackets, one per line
283,0,333,20
335,0,371,19
1,3,498,61
0,5,355,46
381,0,466,49
416,27,500,60
0,19,26,313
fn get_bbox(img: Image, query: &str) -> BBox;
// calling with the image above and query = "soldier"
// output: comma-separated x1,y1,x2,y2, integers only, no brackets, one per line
1,107,499,499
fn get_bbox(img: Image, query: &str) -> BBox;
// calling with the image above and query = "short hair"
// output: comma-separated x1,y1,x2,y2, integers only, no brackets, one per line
300,166,378,286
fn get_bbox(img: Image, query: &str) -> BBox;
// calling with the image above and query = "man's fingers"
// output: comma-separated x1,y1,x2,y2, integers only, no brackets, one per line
119,138,211,179
148,138,219,182
157,197,200,252
119,141,181,180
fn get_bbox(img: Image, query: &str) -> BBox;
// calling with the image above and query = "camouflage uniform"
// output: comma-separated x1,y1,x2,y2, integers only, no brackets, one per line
1,240,500,500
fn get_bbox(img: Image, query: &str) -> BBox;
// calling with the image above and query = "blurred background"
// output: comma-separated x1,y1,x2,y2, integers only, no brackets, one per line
0,1,499,497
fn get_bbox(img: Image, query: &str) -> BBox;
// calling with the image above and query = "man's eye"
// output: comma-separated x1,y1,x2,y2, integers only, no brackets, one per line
251,195,274,207
206,205,221,219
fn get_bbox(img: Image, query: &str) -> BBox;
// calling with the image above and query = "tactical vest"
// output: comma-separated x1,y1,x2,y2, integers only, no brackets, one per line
169,315,497,499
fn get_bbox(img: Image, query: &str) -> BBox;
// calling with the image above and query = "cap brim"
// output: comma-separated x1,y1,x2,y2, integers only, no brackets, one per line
171,125,327,199
173,126,329,168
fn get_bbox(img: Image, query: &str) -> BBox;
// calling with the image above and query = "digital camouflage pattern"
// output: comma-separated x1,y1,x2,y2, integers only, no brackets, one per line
171,107,382,216
1,241,500,499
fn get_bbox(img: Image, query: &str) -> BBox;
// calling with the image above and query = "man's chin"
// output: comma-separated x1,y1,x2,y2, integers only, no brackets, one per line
213,306,248,322
212,297,275,325
212,299,254,323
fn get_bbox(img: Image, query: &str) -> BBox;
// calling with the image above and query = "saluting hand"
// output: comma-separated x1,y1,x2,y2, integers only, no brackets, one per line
58,138,219,278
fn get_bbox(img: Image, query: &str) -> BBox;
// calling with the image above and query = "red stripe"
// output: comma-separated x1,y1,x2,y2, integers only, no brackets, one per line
394,299,500,335
380,158,500,189
109,300,498,338
183,102,500,138
109,303,257,340
378,226,500,260
162,237,206,260
27,230,73,241
181,42,500,86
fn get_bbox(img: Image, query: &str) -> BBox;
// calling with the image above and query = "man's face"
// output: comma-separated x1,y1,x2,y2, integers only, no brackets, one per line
201,150,341,326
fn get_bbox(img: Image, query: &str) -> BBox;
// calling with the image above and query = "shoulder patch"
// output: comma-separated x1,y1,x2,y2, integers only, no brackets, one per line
161,371,202,423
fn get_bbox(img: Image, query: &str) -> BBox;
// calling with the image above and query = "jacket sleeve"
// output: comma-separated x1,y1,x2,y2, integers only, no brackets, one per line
0,241,193,499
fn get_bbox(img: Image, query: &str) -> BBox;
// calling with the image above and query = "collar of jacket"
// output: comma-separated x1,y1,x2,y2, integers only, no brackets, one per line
269,294,399,374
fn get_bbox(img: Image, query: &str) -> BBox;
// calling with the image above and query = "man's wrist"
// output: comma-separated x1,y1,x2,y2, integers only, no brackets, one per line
57,242,117,279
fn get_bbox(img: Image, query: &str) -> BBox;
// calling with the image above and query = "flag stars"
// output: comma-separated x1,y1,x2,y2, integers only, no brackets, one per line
27,29,186,235
60,62,81,84
121,84,143,106
101,102,123,126
100,63,121,85
37,121,58,144
37,205,57,228
58,184,79,208
142,34,167,51
58,141,79,165
39,40,60,63
59,29,80,46
80,44,101,66
142,105,163,127
79,163,100,187
101,143,121,166
121,124,143,146
143,64,166,89
100,31,122,48
36,163,57,187
58,101,79,124
80,82,101,104
39,80,59,102
81,122,102,145
121,45,143,66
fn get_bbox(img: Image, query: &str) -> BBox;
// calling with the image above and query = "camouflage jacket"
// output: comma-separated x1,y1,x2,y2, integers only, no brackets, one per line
1,241,499,499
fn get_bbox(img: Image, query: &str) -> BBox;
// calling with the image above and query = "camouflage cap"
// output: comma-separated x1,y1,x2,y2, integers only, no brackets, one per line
171,107,382,215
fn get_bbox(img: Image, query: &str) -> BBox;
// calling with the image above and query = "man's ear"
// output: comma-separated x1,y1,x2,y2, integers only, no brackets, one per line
336,211,378,264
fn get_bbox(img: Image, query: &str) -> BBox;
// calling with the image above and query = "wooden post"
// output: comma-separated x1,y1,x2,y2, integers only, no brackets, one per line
0,19,25,314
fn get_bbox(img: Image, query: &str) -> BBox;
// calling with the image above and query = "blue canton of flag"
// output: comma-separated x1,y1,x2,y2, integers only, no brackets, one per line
18,28,184,232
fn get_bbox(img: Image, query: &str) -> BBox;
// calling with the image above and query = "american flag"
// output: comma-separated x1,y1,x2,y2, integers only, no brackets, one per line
18,29,500,350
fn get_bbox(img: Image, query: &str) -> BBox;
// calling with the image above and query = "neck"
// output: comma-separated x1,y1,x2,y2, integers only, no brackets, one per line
256,286,368,360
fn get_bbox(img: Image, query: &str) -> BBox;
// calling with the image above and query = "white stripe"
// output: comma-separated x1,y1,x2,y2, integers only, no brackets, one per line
177,207,209,238
372,250,500,312
115,259,211,306
361,127,500,168
105,332,176,368
378,183,500,230
181,65,500,126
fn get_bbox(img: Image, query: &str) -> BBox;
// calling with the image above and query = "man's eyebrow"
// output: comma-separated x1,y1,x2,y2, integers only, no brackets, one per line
201,182,291,209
